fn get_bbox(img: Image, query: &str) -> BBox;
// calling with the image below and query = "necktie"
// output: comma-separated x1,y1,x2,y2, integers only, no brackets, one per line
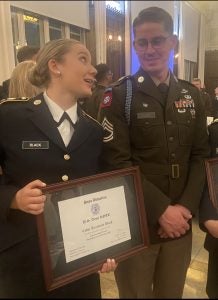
56,112,77,147
56,112,77,129
158,83,169,105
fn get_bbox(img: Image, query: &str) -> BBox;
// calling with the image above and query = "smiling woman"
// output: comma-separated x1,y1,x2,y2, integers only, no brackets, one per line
0,39,116,298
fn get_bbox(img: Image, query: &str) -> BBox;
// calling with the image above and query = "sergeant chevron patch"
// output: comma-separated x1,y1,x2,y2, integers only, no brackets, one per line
102,117,113,142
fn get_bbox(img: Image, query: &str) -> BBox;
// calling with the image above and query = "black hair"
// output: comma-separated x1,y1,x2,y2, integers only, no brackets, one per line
133,6,174,36
95,63,111,82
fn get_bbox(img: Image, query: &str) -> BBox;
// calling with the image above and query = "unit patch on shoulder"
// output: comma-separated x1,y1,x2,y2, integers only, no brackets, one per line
102,117,114,142
101,88,112,108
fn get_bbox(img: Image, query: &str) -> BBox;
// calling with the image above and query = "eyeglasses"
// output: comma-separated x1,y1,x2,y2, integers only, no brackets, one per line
134,36,171,51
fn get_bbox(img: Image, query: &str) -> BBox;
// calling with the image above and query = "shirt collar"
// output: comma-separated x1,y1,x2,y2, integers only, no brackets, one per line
150,71,170,87
43,91,78,124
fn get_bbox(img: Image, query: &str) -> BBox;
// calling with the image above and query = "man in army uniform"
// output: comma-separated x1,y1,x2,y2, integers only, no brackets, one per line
99,6,210,299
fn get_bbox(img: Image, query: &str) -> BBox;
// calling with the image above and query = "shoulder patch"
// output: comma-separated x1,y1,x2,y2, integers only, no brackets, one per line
101,87,112,108
0,97,29,105
81,110,102,127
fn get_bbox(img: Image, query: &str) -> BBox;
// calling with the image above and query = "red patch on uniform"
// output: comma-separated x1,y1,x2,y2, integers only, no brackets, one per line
101,92,112,108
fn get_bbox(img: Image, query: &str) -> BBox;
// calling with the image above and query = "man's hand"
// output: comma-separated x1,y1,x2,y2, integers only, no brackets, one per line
11,180,46,215
158,205,192,238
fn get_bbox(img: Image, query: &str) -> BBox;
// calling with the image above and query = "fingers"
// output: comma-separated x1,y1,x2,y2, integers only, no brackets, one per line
98,258,117,274
26,179,46,189
14,180,47,214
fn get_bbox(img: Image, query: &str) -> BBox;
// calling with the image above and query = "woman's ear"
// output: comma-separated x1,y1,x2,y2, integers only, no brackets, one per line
48,59,61,76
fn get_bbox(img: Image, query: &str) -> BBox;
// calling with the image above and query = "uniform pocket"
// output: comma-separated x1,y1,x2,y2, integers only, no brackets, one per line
130,119,165,148
176,113,195,146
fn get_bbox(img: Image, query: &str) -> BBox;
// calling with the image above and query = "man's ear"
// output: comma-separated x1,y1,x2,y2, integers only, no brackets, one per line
133,40,136,51
171,34,179,50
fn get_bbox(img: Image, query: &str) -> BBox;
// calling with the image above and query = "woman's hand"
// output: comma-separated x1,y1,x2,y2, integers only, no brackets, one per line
11,180,46,215
98,258,117,274
204,220,218,238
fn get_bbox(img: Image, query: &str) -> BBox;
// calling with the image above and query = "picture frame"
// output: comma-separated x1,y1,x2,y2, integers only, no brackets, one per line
205,157,218,211
36,166,149,291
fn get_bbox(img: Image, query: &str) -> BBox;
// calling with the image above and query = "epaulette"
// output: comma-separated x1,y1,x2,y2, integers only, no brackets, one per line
178,79,196,88
0,97,29,105
112,75,132,87
81,110,102,127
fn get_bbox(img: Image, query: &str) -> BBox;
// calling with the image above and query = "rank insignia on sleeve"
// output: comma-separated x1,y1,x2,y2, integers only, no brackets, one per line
101,88,112,108
102,117,114,142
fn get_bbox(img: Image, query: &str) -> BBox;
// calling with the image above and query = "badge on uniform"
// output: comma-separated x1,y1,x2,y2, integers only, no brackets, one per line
101,87,112,108
174,97,195,109
102,117,113,142
22,141,49,149
190,109,196,119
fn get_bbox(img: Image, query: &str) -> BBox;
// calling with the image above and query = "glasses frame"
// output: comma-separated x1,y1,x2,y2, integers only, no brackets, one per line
134,35,171,52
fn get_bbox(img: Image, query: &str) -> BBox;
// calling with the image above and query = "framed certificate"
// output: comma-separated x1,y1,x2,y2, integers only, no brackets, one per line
205,157,218,211
37,166,149,291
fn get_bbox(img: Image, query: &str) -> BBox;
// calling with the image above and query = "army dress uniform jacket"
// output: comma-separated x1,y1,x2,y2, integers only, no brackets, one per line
99,68,210,244
0,93,103,298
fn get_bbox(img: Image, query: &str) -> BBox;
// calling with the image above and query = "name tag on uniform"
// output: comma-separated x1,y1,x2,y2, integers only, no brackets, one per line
137,112,156,119
22,141,49,149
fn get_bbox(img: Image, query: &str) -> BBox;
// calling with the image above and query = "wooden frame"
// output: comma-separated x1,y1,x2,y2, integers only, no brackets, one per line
205,157,218,211
36,166,149,291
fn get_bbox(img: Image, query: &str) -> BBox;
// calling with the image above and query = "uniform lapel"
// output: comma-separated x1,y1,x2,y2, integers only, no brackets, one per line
66,107,95,153
133,68,163,105
166,73,181,110
26,93,66,151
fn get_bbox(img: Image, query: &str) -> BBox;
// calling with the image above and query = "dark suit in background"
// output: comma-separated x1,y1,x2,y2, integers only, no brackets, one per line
0,78,10,99
199,120,218,298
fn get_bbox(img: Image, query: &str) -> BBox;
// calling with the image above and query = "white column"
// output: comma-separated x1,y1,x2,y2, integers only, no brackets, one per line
94,0,106,64
198,14,206,85
177,1,185,79
125,1,131,75
43,18,50,43
0,1,15,83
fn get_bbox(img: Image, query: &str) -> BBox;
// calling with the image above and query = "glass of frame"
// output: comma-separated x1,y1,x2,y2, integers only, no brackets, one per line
205,157,218,211
36,166,149,291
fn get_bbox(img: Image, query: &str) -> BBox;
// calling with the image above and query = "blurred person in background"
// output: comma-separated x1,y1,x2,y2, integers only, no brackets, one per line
192,78,213,117
1,46,40,100
8,60,41,99
199,118,218,298
81,63,113,119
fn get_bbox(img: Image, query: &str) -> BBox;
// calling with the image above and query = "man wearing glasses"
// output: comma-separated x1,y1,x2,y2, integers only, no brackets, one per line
99,6,209,298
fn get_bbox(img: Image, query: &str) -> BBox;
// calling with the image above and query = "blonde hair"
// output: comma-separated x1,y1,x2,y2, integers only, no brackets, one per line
9,60,40,98
28,39,81,88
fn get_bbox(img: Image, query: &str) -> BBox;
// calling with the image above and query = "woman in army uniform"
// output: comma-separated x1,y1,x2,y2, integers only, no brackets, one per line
0,39,116,298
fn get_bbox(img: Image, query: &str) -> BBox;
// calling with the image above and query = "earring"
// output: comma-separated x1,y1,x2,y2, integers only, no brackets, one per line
57,70,61,75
